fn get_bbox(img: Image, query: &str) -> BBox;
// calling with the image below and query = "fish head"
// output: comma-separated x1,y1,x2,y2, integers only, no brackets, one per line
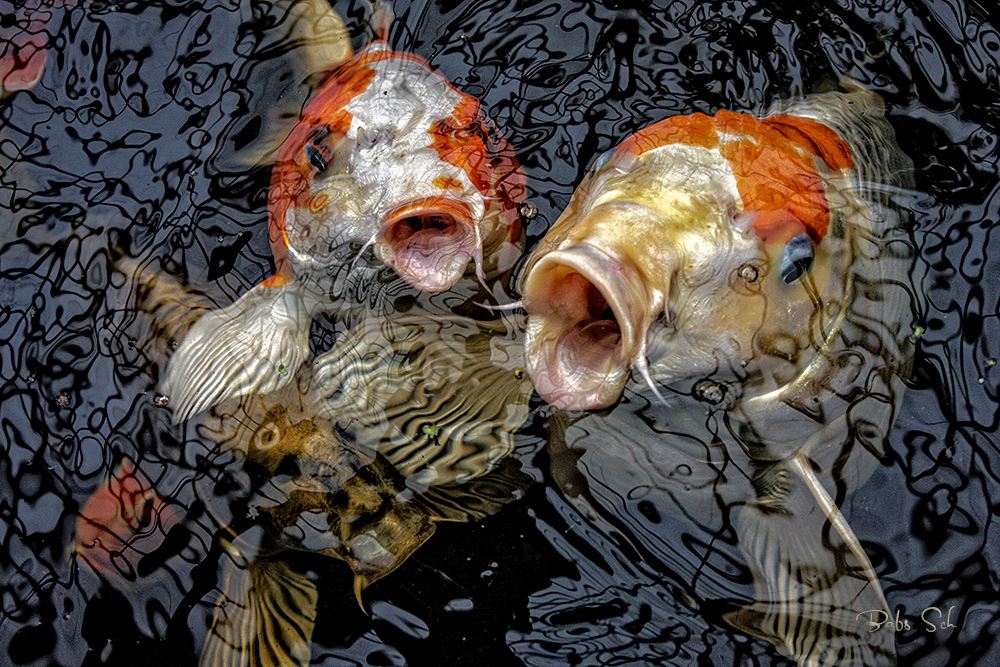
519,110,862,413
270,42,524,293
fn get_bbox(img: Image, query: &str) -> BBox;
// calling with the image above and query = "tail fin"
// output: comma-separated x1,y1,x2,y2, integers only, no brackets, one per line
201,556,318,667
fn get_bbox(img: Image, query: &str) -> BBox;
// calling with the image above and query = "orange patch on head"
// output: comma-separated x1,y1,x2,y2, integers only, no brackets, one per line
268,57,380,274
616,109,855,243
432,175,466,191
427,94,526,237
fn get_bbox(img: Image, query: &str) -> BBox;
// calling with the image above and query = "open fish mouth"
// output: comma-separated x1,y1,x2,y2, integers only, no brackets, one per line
522,243,656,411
377,198,478,293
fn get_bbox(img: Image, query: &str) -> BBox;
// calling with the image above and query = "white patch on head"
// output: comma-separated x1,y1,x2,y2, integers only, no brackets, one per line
338,56,486,224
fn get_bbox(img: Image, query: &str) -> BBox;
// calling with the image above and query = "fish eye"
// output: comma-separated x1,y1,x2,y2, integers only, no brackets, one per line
779,233,815,283
305,127,331,173
590,148,616,174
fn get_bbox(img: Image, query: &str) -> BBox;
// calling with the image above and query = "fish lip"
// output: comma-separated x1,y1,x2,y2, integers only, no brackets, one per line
522,242,654,411
377,197,478,293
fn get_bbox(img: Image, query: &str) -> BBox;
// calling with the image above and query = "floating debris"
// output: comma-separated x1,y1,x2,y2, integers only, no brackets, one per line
911,325,926,340
55,394,70,408
154,395,170,407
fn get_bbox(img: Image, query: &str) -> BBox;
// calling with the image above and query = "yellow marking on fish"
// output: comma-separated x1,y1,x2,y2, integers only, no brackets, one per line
309,193,329,215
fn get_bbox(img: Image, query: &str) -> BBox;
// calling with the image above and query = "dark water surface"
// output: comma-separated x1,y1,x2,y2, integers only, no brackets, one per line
2,0,999,665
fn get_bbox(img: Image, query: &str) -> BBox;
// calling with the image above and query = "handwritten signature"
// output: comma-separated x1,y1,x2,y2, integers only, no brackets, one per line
856,606,958,633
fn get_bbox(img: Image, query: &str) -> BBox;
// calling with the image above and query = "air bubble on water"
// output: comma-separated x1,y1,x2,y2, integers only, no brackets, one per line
480,569,493,578
56,394,70,408
154,395,169,407
518,202,537,219
444,598,474,612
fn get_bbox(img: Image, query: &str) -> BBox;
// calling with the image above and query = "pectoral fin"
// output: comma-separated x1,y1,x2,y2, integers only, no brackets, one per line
201,556,318,667
726,453,895,666
164,281,312,421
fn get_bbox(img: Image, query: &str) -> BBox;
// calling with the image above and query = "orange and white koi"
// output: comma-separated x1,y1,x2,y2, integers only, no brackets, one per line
518,89,910,413
518,87,918,667
165,35,525,422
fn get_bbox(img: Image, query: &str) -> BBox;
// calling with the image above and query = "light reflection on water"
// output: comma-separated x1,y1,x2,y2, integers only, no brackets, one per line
1,0,998,666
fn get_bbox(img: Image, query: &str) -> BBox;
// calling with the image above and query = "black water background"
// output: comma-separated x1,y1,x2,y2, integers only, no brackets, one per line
1,0,999,665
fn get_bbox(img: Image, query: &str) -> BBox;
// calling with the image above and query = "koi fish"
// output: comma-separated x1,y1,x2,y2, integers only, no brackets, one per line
116,258,533,667
518,87,919,666
0,0,74,98
164,33,525,422
73,458,181,581
306,310,533,487
198,405,436,667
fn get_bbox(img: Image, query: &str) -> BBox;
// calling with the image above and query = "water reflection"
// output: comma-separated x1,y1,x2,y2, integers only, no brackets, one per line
1,0,999,666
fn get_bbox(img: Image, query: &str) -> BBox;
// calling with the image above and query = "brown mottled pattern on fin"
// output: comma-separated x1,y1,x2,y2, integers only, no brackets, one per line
201,557,318,667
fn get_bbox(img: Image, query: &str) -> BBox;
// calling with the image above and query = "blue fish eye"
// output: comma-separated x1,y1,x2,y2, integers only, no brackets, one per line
305,143,328,172
780,233,815,284
590,148,616,174
305,128,330,172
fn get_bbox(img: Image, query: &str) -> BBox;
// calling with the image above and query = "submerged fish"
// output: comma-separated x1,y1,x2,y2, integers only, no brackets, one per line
73,458,182,581
0,0,73,99
198,404,435,667
305,310,533,487
197,390,532,667
164,31,526,422
118,258,533,667
519,87,918,666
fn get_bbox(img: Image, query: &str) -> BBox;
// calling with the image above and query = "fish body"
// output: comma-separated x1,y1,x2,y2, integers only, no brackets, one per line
0,0,75,99
73,458,182,581
197,387,530,667
306,311,533,487
165,39,525,422
519,88,919,666
117,259,532,667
